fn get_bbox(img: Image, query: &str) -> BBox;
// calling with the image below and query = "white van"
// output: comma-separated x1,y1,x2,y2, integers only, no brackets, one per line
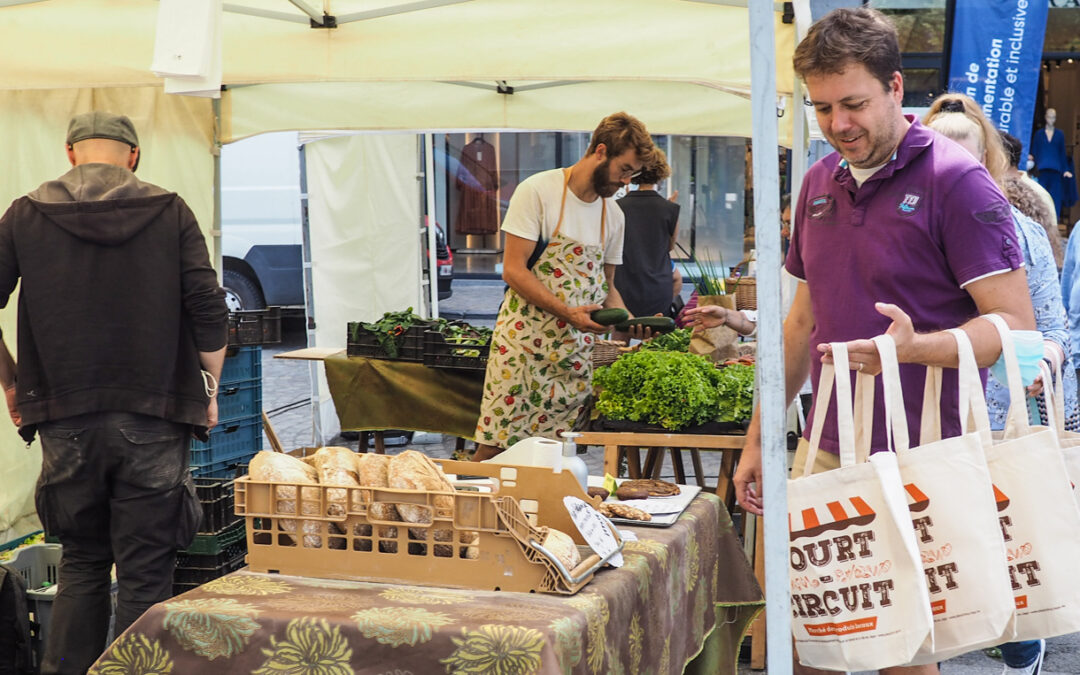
220,132,304,310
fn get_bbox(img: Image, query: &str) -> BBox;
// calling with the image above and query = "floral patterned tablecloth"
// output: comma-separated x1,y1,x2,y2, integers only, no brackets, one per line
89,494,763,675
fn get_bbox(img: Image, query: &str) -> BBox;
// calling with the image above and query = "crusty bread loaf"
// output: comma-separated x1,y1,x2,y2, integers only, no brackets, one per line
248,451,325,547
355,452,401,552
388,450,455,523
312,446,360,516
540,527,581,571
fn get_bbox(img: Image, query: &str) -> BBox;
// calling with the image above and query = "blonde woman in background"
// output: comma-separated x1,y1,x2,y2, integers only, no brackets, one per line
924,93,1075,675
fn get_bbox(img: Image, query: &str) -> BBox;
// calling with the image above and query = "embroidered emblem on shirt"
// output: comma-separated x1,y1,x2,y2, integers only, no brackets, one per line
897,191,922,215
807,194,834,220
974,203,1010,225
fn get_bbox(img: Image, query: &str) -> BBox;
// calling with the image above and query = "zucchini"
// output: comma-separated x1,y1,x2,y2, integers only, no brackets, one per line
614,316,677,334
590,308,630,325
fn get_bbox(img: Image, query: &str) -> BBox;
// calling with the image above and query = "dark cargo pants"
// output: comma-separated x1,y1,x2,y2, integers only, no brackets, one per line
34,412,195,675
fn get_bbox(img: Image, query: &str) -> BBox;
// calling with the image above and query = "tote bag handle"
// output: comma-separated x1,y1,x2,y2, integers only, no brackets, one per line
946,327,994,445
804,342,857,475
981,313,1031,438
870,334,910,453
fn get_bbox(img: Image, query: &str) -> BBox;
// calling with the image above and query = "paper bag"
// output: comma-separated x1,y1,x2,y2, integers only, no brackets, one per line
688,294,738,362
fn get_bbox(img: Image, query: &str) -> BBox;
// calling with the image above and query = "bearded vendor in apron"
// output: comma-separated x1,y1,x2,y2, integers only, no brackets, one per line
472,112,658,461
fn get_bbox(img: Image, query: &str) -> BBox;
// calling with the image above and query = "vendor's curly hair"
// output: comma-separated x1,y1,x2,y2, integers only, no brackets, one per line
588,112,656,165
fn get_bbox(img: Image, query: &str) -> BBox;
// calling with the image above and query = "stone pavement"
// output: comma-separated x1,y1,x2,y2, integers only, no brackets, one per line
260,284,1080,675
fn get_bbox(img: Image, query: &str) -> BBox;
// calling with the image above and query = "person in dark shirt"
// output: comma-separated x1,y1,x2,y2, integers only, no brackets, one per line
613,149,680,326
0,111,228,673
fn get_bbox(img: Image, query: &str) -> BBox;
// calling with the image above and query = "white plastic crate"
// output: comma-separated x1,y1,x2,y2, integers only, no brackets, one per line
6,544,116,666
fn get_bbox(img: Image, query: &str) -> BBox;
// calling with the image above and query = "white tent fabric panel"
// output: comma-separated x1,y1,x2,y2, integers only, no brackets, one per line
0,1,794,98
304,133,422,438
223,79,794,147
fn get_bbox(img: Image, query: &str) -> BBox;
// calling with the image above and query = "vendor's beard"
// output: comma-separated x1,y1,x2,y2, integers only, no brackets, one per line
592,160,622,198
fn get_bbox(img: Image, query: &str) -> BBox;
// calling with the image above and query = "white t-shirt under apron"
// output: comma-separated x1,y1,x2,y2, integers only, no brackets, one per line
501,168,625,265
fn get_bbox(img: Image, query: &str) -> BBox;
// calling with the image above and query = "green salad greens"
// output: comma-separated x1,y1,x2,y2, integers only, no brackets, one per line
638,327,692,352
593,351,755,430
351,308,426,358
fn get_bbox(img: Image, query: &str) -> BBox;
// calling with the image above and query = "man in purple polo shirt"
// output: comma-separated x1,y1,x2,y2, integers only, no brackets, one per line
735,11,1034,673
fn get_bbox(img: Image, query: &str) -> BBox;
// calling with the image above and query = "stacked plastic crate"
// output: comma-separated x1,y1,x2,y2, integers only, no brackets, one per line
176,307,279,593
189,345,264,478
3,539,117,668
173,477,247,595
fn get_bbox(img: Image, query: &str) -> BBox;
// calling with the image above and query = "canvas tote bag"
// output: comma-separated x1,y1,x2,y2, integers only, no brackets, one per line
975,313,1080,640
870,333,1014,664
788,342,932,672
1037,354,1080,511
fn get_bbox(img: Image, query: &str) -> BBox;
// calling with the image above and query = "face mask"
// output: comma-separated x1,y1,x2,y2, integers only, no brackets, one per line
1026,159,1035,171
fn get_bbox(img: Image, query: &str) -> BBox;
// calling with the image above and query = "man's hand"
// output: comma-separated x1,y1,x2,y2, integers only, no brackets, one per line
4,384,19,427
734,434,764,515
206,397,219,432
627,313,664,341
565,304,608,334
819,302,915,374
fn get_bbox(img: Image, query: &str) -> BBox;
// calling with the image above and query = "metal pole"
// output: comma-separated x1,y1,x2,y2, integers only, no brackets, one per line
211,98,223,280
749,3,792,673
424,133,440,318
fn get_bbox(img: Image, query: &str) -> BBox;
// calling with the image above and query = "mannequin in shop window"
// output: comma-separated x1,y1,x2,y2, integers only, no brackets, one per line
1029,108,1074,220
454,134,500,236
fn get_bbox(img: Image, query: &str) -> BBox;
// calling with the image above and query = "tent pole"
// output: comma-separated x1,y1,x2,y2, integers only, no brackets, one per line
424,133,440,318
749,3,792,674
212,98,223,279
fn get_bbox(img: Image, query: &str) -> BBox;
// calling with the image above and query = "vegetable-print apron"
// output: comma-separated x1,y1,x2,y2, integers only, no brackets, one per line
476,169,608,448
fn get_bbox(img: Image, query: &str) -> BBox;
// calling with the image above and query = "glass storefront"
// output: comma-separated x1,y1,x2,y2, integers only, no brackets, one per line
431,131,770,281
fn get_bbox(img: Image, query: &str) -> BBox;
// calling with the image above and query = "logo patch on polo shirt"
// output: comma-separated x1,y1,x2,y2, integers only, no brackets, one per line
897,191,923,215
807,194,834,220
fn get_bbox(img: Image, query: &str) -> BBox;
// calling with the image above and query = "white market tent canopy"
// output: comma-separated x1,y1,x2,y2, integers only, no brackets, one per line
0,2,797,667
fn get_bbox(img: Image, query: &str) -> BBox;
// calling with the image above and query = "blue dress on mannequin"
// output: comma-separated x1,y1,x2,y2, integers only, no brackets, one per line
1030,125,1071,215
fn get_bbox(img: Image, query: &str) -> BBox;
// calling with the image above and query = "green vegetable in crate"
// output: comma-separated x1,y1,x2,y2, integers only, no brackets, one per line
593,350,737,430
353,308,425,358
613,316,676,334
590,308,629,326
638,327,692,352
442,322,492,358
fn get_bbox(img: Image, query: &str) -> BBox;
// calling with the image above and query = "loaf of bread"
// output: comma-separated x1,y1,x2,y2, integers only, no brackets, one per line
615,484,650,501
539,527,581,571
355,452,401,552
599,502,652,522
587,486,610,501
618,478,680,497
387,450,455,523
311,446,360,516
248,451,325,547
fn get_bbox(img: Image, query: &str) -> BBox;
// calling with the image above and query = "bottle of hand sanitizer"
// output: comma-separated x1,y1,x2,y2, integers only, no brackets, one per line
558,431,589,493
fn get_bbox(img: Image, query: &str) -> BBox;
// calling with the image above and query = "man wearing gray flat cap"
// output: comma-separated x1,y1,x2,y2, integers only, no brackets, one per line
0,111,228,673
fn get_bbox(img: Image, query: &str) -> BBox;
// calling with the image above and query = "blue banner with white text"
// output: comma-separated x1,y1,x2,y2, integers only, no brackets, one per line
947,0,1048,163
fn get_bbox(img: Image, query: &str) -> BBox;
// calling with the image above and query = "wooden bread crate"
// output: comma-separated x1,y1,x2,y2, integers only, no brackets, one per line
235,459,620,594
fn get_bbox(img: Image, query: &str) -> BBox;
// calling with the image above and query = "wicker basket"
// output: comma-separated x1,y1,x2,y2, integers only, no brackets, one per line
725,277,757,311
591,339,628,368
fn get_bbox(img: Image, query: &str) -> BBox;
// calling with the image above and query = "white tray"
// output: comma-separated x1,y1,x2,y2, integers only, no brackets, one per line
587,476,701,527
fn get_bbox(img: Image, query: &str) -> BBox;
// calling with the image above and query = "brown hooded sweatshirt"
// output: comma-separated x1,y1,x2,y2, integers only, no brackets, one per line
0,163,228,440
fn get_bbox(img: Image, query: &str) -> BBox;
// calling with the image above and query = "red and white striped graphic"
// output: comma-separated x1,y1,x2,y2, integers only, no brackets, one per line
789,496,877,541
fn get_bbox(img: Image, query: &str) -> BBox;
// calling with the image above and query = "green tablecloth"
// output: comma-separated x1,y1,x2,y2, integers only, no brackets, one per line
324,354,485,439
90,493,763,674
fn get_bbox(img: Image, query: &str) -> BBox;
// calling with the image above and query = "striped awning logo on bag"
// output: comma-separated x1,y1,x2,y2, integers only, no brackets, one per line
904,483,930,513
789,496,876,541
